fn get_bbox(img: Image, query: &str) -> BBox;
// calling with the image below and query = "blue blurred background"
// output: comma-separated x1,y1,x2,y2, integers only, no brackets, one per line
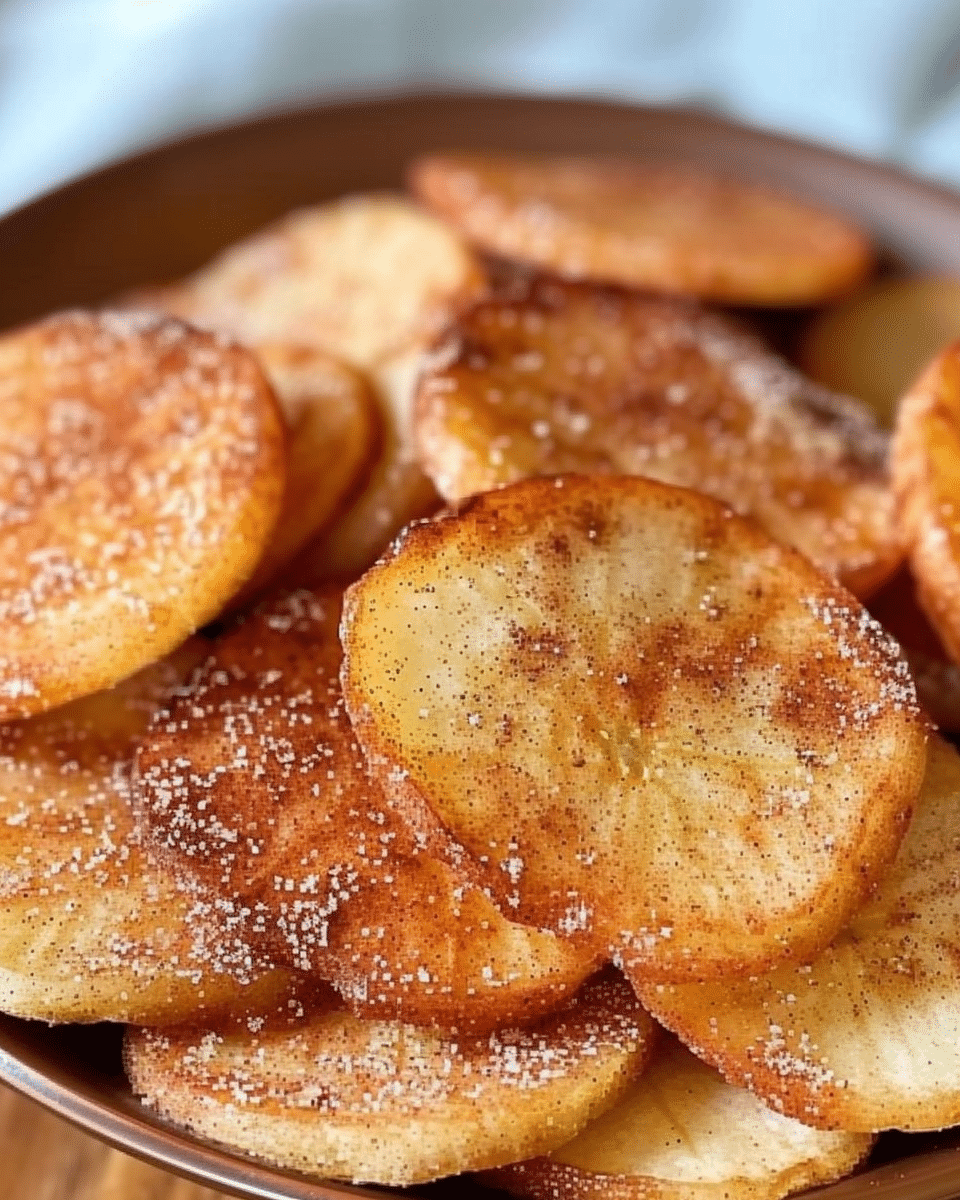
1,0,959,215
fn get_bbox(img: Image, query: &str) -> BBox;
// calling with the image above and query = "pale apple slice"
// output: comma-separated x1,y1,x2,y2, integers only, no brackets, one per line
410,154,873,306
124,196,483,586
486,1035,874,1200
157,194,487,369
799,277,960,427
133,588,598,1032
636,736,960,1132
292,344,442,584
0,641,290,1024
125,969,655,1186
892,341,960,664
340,475,927,982
414,280,901,598
233,342,379,601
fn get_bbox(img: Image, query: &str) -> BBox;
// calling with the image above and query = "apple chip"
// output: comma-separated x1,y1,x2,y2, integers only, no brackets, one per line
0,310,285,717
892,341,960,663
0,642,290,1024
234,342,379,600
637,736,960,1133
799,277,960,427
341,475,927,982
293,344,442,584
158,194,487,370
327,851,601,1032
124,969,654,1186
410,154,873,306
137,196,481,584
414,280,901,598
134,588,598,1031
487,1036,874,1200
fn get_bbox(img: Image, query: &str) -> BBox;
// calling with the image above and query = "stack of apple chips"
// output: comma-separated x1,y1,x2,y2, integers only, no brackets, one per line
2,154,960,1199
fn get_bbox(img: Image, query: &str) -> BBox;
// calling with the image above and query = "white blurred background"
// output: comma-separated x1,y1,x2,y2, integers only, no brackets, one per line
1,0,959,215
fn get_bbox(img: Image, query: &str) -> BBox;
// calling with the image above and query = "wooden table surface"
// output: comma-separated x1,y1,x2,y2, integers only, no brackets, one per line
1,1082,226,1200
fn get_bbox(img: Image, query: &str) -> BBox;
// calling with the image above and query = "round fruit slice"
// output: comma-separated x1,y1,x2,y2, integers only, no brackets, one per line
799,276,960,427
125,969,655,1186
414,280,901,598
0,310,285,717
158,194,487,370
134,195,479,585
892,341,960,663
293,344,442,585
636,736,960,1133
340,475,927,982
0,642,289,1024
486,1036,874,1200
410,154,873,306
134,588,598,1032
235,342,379,601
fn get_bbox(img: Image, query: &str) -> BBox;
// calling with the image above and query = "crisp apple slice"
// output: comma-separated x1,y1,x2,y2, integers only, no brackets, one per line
410,154,873,305
125,969,654,1186
0,642,289,1024
893,342,960,664
134,588,598,1032
414,280,900,597
637,736,960,1132
341,475,927,982
487,1035,874,1200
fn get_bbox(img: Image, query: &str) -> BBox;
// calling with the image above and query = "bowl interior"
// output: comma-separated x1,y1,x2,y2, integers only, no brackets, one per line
2,90,960,1200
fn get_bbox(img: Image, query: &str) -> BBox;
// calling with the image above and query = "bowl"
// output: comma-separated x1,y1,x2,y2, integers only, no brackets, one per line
2,90,960,1200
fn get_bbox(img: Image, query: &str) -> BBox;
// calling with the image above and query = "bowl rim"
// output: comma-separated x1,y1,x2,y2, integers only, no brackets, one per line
6,84,960,224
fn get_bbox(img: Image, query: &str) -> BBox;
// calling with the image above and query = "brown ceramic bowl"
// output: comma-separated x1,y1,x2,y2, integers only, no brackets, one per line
2,91,960,1200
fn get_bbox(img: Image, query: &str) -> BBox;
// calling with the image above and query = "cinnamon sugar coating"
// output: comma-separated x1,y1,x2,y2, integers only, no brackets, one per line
415,280,901,598
134,588,599,1031
0,310,285,717
637,737,960,1133
0,642,290,1024
410,154,873,306
341,475,927,982
125,968,654,1186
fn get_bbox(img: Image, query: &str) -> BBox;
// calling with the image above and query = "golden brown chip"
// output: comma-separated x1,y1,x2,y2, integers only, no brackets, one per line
410,154,873,306
291,345,441,585
134,588,599,1032
0,642,290,1024
414,280,901,598
0,310,285,718
799,276,960,426
328,852,601,1032
125,969,655,1186
486,1035,874,1200
234,342,379,600
134,196,481,585
341,475,927,982
637,736,960,1133
157,194,487,369
892,341,960,663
